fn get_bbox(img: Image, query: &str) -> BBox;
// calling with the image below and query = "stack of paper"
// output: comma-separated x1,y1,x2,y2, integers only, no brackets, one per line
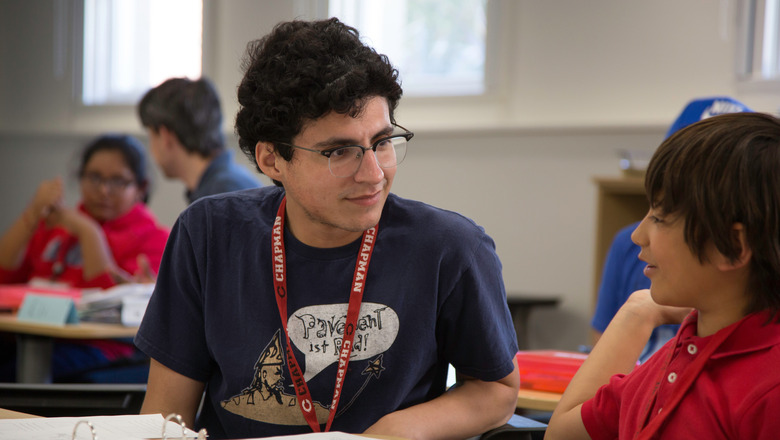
78,283,155,326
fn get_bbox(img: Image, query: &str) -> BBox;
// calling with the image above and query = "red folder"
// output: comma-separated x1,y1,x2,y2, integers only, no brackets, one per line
0,284,82,313
516,350,587,393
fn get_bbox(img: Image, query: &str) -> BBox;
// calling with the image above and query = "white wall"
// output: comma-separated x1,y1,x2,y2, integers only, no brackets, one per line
1,0,778,350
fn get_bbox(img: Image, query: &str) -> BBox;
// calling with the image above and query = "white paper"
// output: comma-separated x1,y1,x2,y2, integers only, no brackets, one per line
0,413,197,440
121,295,152,326
79,283,154,309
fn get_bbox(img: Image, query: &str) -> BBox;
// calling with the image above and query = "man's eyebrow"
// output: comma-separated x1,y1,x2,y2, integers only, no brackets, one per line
373,125,395,138
311,137,357,149
311,125,395,149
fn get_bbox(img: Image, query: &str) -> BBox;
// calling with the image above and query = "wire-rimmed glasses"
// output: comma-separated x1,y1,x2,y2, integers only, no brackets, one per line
274,125,414,178
80,173,136,193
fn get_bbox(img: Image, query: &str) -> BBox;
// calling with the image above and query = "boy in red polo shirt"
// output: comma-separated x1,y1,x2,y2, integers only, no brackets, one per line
546,112,780,440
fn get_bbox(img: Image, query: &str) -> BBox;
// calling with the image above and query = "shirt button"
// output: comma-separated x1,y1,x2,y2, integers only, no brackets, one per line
687,344,698,355
668,372,677,383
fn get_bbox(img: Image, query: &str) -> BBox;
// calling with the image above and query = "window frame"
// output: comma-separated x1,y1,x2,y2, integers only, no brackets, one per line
736,0,780,92
293,0,512,106
74,0,206,109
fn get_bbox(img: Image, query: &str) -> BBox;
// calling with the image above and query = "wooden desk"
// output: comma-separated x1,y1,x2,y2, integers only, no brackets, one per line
506,295,560,349
0,408,40,419
516,388,562,412
0,315,137,383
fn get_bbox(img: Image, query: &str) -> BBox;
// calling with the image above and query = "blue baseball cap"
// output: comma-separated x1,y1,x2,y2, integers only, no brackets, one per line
665,96,753,139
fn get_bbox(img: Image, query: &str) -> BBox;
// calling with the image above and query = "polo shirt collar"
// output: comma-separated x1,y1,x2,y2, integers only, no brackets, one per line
676,309,780,360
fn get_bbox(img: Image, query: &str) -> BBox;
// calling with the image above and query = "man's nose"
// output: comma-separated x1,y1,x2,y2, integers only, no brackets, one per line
353,148,384,183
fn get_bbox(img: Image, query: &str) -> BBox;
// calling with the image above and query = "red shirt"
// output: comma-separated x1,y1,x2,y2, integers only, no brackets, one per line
0,203,169,289
582,310,780,439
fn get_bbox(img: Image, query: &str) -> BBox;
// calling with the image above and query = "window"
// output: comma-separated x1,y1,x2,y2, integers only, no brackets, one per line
328,0,488,97
82,0,202,106
738,0,780,82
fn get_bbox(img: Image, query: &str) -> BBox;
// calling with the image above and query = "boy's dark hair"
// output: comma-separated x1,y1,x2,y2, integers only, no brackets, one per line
645,112,780,316
78,134,152,204
138,77,225,158
235,18,403,184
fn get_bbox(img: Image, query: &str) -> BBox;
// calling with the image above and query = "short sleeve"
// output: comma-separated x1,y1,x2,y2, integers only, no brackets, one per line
436,231,518,381
134,212,211,382
581,374,626,440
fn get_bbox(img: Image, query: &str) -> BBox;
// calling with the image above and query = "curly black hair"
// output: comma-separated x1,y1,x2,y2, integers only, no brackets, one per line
235,18,403,182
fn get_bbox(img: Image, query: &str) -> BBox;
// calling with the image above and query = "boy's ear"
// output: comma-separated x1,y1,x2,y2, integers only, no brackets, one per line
716,223,752,270
255,141,283,182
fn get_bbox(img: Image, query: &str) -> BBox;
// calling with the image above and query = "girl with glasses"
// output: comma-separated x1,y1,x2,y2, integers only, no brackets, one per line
0,134,169,382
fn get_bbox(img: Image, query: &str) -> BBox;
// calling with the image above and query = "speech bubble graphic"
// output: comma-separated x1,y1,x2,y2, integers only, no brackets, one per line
288,302,399,381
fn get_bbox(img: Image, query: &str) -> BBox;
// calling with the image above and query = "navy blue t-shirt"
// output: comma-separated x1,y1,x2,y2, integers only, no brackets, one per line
136,187,517,439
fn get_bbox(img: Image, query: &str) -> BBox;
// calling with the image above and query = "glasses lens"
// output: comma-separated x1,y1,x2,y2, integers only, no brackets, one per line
82,174,98,187
377,135,407,168
107,178,131,191
327,134,410,177
328,146,364,178
82,173,133,192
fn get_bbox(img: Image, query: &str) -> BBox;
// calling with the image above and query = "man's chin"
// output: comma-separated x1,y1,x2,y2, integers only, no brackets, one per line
356,207,384,230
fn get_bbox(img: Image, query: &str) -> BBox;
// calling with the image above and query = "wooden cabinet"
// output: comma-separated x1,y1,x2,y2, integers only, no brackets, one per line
591,176,647,306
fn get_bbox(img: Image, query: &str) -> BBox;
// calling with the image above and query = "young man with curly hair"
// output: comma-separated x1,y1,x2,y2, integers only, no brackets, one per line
136,19,519,439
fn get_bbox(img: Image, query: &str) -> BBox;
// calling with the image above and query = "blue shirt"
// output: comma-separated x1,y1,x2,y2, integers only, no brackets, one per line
186,150,262,203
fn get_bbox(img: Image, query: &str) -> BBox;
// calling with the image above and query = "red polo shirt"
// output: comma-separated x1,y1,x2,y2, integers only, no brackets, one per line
582,309,780,439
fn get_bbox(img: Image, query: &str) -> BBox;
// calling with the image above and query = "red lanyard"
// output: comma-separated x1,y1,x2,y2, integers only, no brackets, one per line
633,312,740,440
271,196,378,432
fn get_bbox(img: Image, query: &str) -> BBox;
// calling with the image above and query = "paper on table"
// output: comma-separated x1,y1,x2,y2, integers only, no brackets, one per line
0,413,197,440
78,283,154,325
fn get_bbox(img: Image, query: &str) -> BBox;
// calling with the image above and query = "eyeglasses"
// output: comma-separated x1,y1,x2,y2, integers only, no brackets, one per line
81,173,136,192
274,125,414,178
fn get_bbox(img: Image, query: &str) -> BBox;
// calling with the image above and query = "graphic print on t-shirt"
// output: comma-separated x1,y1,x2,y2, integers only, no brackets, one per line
221,302,399,426
41,237,82,276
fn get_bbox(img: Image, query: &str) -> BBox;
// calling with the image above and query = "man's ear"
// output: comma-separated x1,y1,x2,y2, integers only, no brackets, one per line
158,126,178,151
255,141,283,182
716,223,752,271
